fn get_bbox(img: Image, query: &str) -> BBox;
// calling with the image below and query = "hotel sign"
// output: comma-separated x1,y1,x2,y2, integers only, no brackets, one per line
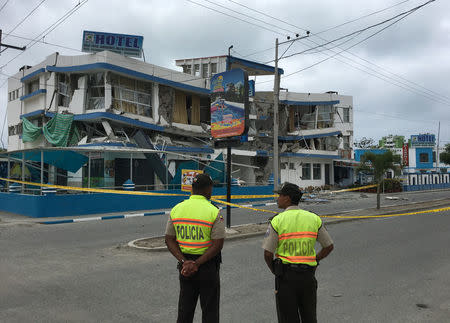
82,31,143,58
410,134,435,147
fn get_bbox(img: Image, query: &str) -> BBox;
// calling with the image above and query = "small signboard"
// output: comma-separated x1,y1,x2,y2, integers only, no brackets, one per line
402,143,409,166
82,31,143,58
210,69,249,139
181,169,203,192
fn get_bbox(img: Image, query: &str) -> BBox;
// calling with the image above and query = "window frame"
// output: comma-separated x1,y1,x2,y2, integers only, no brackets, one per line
302,163,311,180
313,163,321,180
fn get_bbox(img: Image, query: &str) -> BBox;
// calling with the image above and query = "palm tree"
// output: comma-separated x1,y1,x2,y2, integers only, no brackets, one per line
357,151,400,209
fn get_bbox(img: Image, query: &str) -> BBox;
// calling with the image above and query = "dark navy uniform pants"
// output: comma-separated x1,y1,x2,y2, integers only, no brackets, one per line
177,255,220,323
275,266,317,323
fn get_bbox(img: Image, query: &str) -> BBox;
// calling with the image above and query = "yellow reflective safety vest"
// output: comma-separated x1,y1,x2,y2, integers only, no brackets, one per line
271,209,322,266
170,195,219,255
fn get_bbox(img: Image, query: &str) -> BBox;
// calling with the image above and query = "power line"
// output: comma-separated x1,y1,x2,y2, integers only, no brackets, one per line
202,0,291,36
0,0,89,69
314,0,413,35
224,0,449,106
1,0,47,46
0,0,10,14
273,1,436,61
2,32,82,53
227,0,449,103
185,0,286,36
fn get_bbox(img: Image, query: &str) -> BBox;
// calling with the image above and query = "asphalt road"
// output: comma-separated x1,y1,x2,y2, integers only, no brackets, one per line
1,206,449,322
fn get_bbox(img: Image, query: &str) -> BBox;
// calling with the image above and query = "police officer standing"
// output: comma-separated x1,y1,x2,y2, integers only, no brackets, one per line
165,173,225,323
262,182,334,323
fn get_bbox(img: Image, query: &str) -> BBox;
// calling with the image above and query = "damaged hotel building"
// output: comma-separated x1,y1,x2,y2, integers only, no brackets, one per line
5,48,354,190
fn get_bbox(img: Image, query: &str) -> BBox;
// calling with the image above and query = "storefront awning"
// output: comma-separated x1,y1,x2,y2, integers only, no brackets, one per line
7,150,88,173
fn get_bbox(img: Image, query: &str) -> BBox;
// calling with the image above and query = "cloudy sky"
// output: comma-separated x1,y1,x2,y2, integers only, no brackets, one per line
1,0,449,149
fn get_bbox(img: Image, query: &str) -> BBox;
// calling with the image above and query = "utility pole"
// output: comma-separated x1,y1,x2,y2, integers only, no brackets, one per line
273,38,280,191
437,121,440,172
226,44,233,228
0,29,27,53
273,32,309,191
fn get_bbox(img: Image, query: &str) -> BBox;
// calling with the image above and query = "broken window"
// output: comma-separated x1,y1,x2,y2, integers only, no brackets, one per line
26,79,39,95
200,96,211,124
173,90,201,125
87,73,105,110
292,106,316,130
58,74,71,107
111,74,152,117
317,105,333,128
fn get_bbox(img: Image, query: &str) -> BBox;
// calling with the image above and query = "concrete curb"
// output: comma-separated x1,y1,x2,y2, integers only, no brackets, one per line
127,199,449,252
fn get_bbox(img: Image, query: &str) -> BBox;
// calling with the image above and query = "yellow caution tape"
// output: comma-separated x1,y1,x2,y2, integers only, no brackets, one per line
213,194,277,199
331,184,378,193
4,177,444,221
210,198,278,214
321,206,450,219
0,177,189,197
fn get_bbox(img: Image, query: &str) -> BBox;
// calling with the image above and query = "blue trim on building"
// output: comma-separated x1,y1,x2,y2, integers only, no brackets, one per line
280,100,340,106
78,142,137,148
415,147,433,169
46,63,210,95
279,131,341,141
20,89,47,101
20,109,45,119
47,111,166,132
20,68,46,82
228,56,284,74
155,145,214,154
280,152,340,159
0,185,274,218
256,150,269,157
403,183,450,192
20,110,165,132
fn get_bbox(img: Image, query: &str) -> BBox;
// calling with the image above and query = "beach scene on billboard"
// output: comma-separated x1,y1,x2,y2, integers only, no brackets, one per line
210,69,248,138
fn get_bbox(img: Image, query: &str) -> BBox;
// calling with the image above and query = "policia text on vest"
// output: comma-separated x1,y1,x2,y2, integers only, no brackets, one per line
263,182,334,323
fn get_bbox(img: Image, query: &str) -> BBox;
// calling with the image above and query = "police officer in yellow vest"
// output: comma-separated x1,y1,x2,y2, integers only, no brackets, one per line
262,182,334,323
165,173,225,323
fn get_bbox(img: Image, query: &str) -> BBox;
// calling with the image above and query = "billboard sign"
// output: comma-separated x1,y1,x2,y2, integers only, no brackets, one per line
410,134,435,147
210,69,249,138
82,31,143,58
402,143,409,166
181,169,203,192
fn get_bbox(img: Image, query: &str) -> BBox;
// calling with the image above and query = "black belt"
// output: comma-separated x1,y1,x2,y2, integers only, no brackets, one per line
284,263,315,272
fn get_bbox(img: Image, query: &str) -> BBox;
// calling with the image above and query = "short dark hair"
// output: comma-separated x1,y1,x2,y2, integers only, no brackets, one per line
274,182,303,205
192,173,213,191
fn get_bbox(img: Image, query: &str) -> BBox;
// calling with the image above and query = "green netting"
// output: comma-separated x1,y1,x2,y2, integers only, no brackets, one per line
42,113,74,147
68,125,80,147
22,117,43,142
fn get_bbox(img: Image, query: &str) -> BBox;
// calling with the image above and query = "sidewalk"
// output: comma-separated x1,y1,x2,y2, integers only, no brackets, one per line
129,197,450,251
